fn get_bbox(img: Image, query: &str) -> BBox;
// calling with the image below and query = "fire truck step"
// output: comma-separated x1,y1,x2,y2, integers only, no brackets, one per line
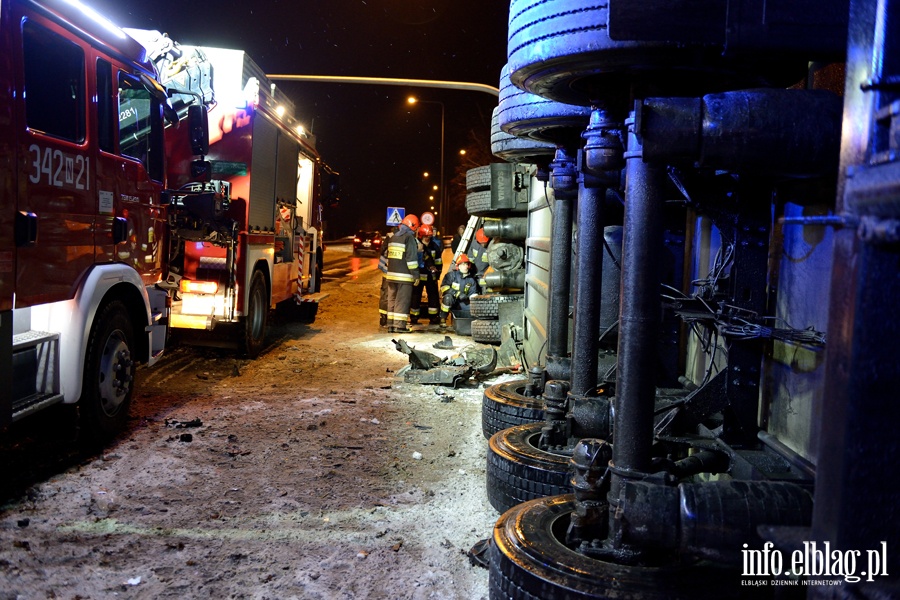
12,330,62,419
12,392,65,422
13,330,59,351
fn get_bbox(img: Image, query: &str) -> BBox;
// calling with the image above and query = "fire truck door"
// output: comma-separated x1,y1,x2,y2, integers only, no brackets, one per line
0,2,15,313
106,70,165,283
14,14,96,307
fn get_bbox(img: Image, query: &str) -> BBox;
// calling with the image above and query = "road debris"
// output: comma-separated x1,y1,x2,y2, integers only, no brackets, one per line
164,418,203,428
392,339,498,388
432,335,454,349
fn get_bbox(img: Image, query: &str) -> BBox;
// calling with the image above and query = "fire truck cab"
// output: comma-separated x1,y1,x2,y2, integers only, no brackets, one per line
0,0,184,437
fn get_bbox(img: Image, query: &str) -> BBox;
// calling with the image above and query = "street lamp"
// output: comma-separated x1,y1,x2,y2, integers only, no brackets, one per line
407,95,445,232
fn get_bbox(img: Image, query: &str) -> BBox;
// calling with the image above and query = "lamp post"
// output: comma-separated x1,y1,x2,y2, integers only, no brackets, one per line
407,96,445,233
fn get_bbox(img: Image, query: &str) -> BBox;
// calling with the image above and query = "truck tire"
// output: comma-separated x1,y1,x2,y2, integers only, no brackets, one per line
487,422,571,513
482,380,544,439
507,0,805,106
471,319,501,344
80,300,136,441
470,294,521,319
490,106,555,163
490,495,739,600
242,270,268,358
498,63,590,146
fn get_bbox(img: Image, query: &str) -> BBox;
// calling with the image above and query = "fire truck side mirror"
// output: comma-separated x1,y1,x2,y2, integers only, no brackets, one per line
324,170,340,207
113,217,129,245
191,160,213,182
15,211,37,247
189,104,209,156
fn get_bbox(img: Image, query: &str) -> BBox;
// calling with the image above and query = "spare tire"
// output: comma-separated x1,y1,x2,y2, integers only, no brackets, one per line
470,293,521,319
466,165,493,192
471,319,502,344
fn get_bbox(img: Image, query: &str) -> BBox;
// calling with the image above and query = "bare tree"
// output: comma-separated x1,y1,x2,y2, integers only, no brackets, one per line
447,126,496,227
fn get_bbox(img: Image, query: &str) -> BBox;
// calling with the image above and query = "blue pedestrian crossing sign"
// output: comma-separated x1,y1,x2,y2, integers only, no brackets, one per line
386,207,405,226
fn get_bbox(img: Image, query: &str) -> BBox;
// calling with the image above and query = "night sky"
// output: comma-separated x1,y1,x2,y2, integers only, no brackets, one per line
89,0,510,237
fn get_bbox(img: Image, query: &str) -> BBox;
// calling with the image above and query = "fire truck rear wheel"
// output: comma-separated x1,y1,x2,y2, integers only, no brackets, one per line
315,249,324,293
242,270,268,358
80,300,135,441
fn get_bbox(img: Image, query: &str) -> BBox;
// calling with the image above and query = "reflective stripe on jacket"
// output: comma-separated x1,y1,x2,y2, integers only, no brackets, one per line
386,229,420,283
440,268,479,300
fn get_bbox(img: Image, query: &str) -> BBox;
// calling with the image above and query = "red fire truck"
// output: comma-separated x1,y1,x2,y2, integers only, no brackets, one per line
0,0,206,436
128,31,336,357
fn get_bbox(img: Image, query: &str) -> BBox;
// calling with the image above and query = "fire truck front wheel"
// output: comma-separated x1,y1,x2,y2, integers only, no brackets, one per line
242,270,269,358
80,300,136,442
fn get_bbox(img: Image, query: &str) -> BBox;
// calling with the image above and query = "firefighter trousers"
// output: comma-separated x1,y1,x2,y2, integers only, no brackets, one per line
410,278,440,323
386,281,414,329
379,277,389,326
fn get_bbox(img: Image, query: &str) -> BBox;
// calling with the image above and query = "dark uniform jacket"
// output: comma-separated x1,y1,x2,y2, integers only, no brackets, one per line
440,268,480,310
418,239,443,281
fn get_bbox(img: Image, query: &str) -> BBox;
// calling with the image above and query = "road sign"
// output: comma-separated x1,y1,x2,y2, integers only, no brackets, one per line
386,207,405,226
420,212,435,226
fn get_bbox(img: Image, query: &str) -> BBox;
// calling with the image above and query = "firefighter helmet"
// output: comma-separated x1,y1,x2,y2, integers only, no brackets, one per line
456,254,471,265
402,214,420,230
475,228,489,245
418,224,434,238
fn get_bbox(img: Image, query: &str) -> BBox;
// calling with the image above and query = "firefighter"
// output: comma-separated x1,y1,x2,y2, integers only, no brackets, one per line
470,228,491,290
378,226,399,328
439,253,481,322
410,224,443,325
385,214,420,332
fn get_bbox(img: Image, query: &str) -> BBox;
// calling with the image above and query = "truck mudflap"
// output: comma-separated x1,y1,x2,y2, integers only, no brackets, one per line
146,285,169,365
285,292,328,325
294,292,329,304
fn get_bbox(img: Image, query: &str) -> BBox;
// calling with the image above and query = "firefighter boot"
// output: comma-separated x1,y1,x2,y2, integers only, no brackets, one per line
380,314,388,328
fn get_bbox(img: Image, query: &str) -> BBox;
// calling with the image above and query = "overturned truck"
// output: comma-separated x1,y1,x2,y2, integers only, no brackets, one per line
479,0,899,598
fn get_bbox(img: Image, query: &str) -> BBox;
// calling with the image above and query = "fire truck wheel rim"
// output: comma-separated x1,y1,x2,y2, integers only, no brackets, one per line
248,284,265,339
97,330,133,416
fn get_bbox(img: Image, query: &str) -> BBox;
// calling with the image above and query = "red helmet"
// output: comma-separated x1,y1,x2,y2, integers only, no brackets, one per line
456,253,471,265
475,228,489,245
402,214,420,230
418,224,434,238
